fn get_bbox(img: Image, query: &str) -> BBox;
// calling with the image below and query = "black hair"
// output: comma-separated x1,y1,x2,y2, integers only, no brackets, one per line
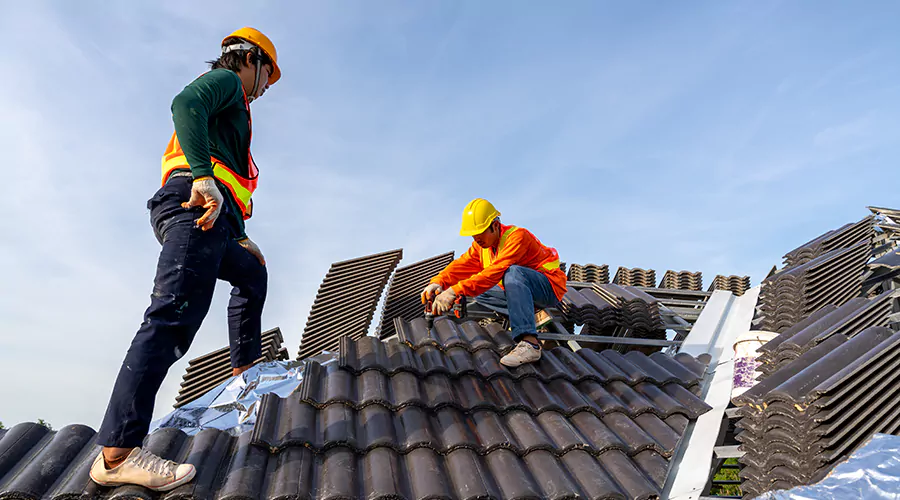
207,37,272,72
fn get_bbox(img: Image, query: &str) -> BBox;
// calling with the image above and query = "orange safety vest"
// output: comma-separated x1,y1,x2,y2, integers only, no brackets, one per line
160,86,258,220
482,226,561,286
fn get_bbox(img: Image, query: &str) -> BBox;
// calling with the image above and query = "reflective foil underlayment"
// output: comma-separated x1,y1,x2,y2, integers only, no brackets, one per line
150,352,337,436
758,433,900,499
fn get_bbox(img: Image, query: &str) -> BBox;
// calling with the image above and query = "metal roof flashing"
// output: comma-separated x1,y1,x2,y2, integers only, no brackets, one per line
663,286,761,500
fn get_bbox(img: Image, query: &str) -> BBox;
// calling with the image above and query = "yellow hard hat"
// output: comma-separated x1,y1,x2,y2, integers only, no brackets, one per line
222,27,281,84
459,198,501,236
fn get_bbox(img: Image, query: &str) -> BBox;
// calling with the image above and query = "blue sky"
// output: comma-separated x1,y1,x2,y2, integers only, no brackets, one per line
2,1,899,428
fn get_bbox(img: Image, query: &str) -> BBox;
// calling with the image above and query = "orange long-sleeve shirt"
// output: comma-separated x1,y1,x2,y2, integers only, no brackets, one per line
431,223,567,300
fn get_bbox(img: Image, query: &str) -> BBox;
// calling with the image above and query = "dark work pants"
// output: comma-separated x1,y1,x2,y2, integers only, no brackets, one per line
474,265,558,341
97,176,267,448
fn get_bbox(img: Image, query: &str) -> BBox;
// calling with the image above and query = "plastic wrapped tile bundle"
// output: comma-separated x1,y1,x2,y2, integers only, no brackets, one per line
612,267,657,287
756,240,870,332
730,330,778,399
659,270,703,291
733,326,900,498
566,263,610,284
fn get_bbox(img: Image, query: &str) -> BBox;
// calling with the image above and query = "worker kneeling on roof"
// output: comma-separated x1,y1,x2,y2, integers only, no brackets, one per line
422,198,567,367
89,28,281,491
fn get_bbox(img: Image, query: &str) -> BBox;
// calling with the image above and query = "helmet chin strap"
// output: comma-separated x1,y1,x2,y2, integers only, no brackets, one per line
248,48,262,103
223,41,263,103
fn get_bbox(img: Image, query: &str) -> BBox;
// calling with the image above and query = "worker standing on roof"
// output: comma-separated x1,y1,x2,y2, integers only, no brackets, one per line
89,28,281,491
422,199,567,367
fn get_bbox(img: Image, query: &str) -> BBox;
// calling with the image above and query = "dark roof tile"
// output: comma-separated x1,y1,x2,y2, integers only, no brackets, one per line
377,252,455,339
1,317,711,500
298,249,403,360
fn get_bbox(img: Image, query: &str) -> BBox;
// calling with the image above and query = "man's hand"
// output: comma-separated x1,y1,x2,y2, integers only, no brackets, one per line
432,287,457,315
182,176,224,231
421,283,443,304
238,237,266,265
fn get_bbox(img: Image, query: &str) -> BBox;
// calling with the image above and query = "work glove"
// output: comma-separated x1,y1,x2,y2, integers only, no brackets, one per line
432,287,457,316
421,283,443,304
238,237,266,266
182,176,224,231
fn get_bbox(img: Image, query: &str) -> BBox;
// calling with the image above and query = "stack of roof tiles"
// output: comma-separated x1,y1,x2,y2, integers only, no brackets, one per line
708,275,752,296
753,290,895,381
376,252,455,339
613,267,657,287
782,216,875,267
0,318,714,500
566,263,610,284
659,270,703,291
559,283,666,338
175,328,288,408
733,325,900,497
297,249,403,360
756,240,871,332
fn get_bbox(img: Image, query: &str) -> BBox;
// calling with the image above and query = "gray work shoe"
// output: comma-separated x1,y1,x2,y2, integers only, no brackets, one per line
500,340,542,367
89,447,196,491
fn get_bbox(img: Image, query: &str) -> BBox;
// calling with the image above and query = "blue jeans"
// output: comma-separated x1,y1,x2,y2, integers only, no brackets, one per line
96,176,267,448
474,265,558,341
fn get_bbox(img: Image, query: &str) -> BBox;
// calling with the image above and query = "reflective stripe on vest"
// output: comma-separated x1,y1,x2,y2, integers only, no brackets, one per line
160,80,258,220
481,226,561,286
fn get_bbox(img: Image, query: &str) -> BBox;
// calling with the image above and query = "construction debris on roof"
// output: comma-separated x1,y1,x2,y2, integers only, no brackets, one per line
559,284,666,341
781,215,875,268
175,328,289,408
376,252,455,339
0,319,713,500
862,248,900,296
613,267,657,288
733,326,900,498
869,206,900,248
566,263,610,284
753,290,895,380
297,249,403,360
708,274,752,296
755,240,871,333
659,270,703,291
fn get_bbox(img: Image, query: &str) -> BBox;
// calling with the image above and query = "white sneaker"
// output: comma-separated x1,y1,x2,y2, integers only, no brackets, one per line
500,340,542,367
89,447,196,491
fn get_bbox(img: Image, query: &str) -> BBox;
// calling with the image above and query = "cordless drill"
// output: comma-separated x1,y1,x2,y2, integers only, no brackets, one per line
424,295,467,329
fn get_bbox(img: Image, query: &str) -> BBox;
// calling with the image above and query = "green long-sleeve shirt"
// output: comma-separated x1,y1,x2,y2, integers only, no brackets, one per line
170,69,252,238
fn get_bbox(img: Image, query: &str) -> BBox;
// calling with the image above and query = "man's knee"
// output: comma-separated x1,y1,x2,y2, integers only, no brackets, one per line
503,265,527,286
246,265,269,303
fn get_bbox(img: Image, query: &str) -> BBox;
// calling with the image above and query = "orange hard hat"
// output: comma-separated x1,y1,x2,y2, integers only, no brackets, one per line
222,27,281,84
